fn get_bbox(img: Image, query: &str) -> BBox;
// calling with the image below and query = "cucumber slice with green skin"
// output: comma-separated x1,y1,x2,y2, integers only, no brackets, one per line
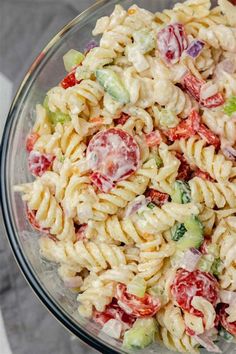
96,68,130,104
176,215,204,250
219,327,235,342
123,318,156,349
63,49,84,72
171,180,191,204
133,29,156,54
43,96,71,125
171,223,187,241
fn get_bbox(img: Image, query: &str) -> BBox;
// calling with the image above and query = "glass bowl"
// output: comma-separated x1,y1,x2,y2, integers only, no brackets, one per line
0,0,235,353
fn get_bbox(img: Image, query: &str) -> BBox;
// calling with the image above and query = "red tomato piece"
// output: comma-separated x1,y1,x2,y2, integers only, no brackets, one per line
90,172,115,193
145,188,169,206
218,304,236,336
60,68,80,89
26,206,49,233
171,269,219,317
182,73,224,108
26,132,39,152
201,92,224,108
198,124,220,149
182,73,203,102
74,223,87,241
87,128,140,192
192,168,213,181
28,150,55,177
115,112,130,125
166,110,200,141
115,283,161,318
157,23,188,64
145,130,162,147
176,152,192,181
93,298,135,328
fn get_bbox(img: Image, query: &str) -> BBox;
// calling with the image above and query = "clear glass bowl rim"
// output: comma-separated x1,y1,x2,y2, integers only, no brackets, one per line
0,1,123,352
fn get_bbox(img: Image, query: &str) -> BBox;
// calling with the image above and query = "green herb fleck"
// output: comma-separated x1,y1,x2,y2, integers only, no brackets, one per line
147,202,155,209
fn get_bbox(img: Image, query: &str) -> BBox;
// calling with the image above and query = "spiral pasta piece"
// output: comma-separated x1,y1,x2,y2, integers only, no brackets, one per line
156,326,199,353
47,79,104,117
212,218,236,290
189,176,236,209
34,122,87,162
202,109,236,146
33,104,52,136
155,0,210,25
39,237,127,272
154,79,194,118
191,296,216,330
151,143,180,195
179,136,236,181
138,239,176,286
199,24,236,52
15,180,75,241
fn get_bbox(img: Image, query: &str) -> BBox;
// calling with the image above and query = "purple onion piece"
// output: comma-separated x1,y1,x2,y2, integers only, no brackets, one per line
222,145,236,160
186,40,205,58
84,40,98,53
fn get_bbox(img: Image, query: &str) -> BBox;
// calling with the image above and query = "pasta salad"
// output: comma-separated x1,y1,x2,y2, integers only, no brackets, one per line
15,0,236,352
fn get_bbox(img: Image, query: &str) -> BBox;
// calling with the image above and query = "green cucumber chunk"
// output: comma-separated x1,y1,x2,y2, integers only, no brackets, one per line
96,68,130,104
133,29,156,54
176,215,204,250
224,96,236,117
43,96,71,125
171,180,191,204
171,223,187,241
123,318,156,349
63,49,84,72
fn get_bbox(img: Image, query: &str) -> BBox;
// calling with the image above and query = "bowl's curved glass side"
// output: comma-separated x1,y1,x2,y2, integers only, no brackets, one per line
1,0,236,353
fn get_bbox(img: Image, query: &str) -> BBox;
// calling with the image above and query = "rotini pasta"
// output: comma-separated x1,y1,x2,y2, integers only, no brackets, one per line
14,1,236,352
179,136,236,181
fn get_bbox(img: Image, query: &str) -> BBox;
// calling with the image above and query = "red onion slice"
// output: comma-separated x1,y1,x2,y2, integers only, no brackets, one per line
124,195,150,218
178,248,202,272
186,40,205,58
194,333,222,353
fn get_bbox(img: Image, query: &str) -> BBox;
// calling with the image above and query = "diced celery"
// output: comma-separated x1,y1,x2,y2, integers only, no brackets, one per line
171,222,187,241
63,49,84,72
96,68,130,104
127,276,147,297
171,180,191,204
49,111,71,125
224,96,236,116
198,254,215,272
211,258,223,276
123,318,156,349
159,109,179,129
133,29,156,54
155,155,163,168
